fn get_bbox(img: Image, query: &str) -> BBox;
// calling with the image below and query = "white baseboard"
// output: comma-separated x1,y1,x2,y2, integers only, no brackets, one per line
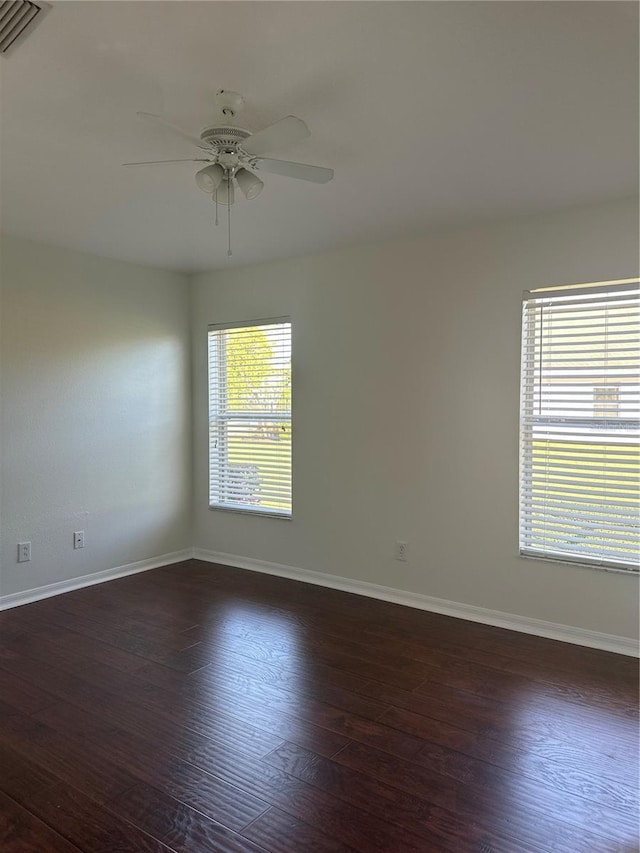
0,548,194,611
193,548,639,658
3,545,636,657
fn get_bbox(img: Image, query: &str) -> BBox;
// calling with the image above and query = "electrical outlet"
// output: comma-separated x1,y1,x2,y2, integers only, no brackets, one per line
17,542,31,563
395,540,408,562
73,531,85,549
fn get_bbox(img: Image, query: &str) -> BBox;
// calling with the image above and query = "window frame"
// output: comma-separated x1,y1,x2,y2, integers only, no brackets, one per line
518,280,639,574
207,316,293,519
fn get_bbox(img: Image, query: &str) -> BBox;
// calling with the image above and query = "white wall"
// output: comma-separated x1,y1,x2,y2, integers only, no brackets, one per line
191,197,640,641
0,236,191,598
2,199,637,641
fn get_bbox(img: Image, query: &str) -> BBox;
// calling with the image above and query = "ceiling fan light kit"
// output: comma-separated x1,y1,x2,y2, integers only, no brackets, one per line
125,89,333,256
214,177,234,207
194,163,224,193
235,167,264,200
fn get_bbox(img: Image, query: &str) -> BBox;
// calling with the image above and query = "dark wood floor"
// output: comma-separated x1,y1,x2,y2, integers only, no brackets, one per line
0,560,637,853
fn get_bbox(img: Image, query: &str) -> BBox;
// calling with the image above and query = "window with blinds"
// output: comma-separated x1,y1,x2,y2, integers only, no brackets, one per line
208,319,292,517
519,280,639,572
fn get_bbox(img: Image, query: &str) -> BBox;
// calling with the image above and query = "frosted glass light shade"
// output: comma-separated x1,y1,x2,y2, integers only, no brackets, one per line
235,168,264,200
214,178,235,206
195,163,224,193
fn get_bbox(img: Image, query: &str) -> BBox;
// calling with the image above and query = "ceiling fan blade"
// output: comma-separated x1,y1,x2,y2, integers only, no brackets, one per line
122,158,212,167
254,157,333,184
242,116,310,156
136,112,208,150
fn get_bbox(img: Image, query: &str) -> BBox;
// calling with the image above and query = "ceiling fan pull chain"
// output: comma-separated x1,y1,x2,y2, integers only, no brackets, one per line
215,191,219,226
227,185,232,256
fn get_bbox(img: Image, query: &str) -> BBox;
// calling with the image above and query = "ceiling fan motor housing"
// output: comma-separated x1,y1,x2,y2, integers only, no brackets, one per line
199,127,251,149
199,127,256,176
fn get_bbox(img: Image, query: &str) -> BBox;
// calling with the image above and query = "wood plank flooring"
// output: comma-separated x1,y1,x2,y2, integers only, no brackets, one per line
0,559,637,852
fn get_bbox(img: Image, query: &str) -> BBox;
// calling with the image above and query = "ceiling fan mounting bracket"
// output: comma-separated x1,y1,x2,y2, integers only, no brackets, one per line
214,89,245,119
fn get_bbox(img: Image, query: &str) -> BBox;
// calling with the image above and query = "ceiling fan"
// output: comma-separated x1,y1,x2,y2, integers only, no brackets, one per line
124,89,334,255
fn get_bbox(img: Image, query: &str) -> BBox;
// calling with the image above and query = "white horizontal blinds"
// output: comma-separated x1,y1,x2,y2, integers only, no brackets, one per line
208,319,292,516
519,281,640,571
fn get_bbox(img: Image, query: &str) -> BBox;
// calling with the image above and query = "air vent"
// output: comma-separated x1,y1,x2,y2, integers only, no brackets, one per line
0,0,48,55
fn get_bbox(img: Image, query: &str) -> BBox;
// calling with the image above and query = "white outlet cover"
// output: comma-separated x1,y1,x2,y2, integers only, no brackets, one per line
17,541,31,562
395,541,408,561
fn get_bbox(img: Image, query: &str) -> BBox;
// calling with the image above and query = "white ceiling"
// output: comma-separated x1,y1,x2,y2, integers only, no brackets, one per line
1,1,637,272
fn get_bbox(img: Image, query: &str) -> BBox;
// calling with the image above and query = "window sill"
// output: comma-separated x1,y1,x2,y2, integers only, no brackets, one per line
519,549,639,576
209,504,293,520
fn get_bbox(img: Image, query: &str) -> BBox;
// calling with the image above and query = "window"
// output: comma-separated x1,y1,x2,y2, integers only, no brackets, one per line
519,280,639,571
208,319,292,517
